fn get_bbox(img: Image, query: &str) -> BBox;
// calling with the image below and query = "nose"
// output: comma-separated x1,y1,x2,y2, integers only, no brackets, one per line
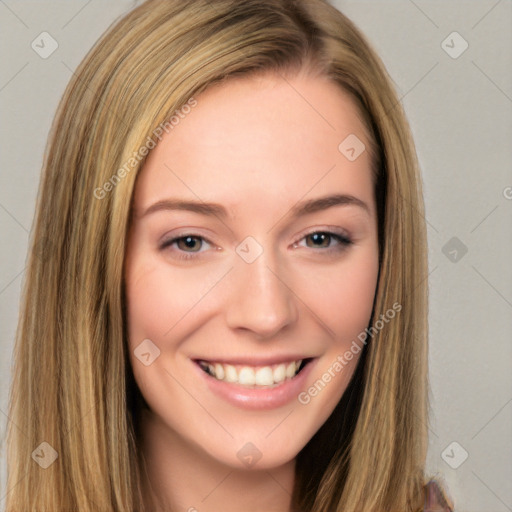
225,251,299,339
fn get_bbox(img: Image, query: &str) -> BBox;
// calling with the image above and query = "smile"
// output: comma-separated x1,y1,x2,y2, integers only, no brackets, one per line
196,359,311,388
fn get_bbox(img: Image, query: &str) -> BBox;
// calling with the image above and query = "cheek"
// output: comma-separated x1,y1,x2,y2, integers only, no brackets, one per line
124,257,207,409
125,257,211,348
125,264,171,345
301,248,379,343
295,251,378,424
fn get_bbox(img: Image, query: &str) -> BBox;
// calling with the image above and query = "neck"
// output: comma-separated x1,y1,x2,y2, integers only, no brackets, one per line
138,408,297,512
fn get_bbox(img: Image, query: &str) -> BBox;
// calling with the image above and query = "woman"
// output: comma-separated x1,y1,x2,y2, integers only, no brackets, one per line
5,0,454,510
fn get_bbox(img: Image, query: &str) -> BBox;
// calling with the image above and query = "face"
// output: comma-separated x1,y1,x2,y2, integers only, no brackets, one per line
124,71,379,470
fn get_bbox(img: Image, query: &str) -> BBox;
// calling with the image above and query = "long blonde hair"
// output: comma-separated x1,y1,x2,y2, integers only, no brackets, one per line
5,1,431,510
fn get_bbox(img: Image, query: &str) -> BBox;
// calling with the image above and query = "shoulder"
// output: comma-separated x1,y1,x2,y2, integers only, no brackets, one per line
423,479,454,512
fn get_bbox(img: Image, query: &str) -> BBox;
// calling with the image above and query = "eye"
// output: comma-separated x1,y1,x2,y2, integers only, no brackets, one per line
295,230,353,252
160,234,213,260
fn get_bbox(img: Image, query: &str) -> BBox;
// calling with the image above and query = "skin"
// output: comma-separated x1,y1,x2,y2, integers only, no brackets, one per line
124,69,380,512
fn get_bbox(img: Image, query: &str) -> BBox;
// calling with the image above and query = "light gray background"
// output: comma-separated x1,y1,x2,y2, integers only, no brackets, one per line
0,1,511,511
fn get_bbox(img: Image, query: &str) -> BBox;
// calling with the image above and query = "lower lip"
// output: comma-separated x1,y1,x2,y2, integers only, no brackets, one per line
193,359,317,410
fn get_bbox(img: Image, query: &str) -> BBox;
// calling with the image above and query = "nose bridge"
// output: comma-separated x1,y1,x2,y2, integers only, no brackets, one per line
225,242,298,337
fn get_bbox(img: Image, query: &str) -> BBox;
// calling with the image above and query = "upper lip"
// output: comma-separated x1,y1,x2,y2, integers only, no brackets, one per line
192,355,314,366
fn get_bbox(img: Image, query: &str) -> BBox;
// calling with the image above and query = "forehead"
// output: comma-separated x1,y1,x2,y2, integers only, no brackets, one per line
134,72,375,218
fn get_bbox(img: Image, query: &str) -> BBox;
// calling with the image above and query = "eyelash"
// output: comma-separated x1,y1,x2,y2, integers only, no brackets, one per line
159,230,353,261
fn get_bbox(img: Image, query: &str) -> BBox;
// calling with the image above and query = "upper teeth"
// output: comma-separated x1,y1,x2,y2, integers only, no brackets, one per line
199,360,303,387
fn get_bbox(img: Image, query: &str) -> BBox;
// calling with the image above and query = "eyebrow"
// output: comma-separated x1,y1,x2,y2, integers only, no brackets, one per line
140,193,371,220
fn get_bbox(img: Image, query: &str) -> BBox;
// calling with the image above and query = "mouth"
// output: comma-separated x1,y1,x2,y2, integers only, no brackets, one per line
195,358,313,388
